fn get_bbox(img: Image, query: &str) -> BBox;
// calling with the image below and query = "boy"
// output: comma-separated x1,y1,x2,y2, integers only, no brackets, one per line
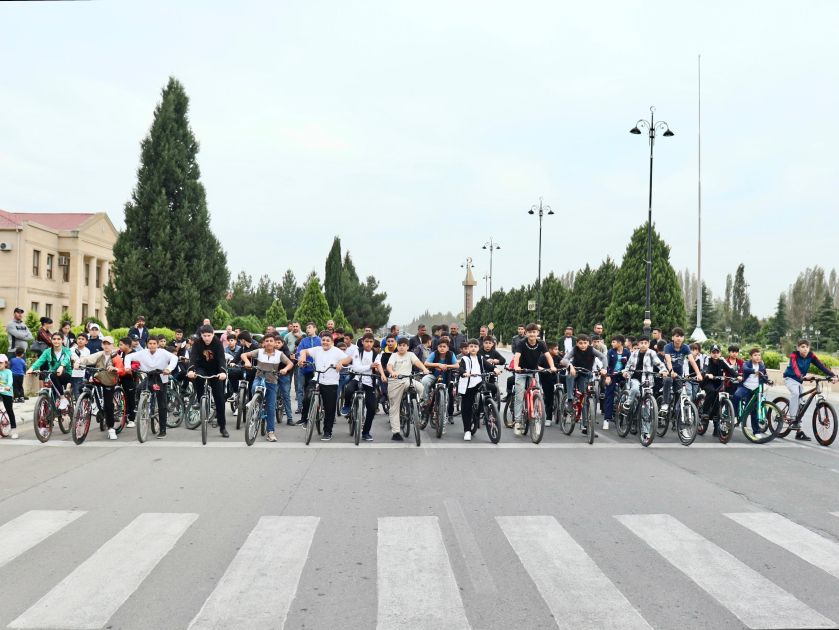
241,332,294,442
731,348,770,438
478,336,506,401
421,338,458,411
560,334,607,435
621,335,668,441
539,342,562,425
68,333,91,398
385,338,429,441
512,323,557,435
783,339,837,441
75,336,126,440
342,333,387,442
724,345,744,398
10,347,26,402
298,332,352,441
700,344,738,436
603,335,631,430
187,326,229,438
661,328,703,415
458,339,500,440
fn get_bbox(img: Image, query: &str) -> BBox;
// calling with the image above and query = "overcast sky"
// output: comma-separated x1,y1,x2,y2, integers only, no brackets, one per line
2,1,837,325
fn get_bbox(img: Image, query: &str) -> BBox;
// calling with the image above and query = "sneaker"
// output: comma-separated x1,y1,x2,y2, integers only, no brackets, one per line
391,432,404,441
602,420,610,430
660,404,669,415
10,432,19,440
58,398,69,410
23,396,29,401
321,433,332,441
340,405,350,416
463,431,471,441
156,431,167,439
795,431,812,442
545,419,552,427
294,418,307,426
641,432,650,441
752,432,765,440
266,431,277,442
226,394,236,402
513,422,522,436
107,428,117,440
362,432,373,442
126,421,136,428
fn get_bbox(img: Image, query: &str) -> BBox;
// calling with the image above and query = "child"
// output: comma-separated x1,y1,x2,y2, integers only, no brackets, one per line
724,345,743,398
539,342,561,425
458,339,499,441
621,335,668,440
11,347,26,402
701,345,738,436
0,354,19,439
384,338,430,441
603,335,631,430
732,348,769,438
783,339,837,441
560,334,607,436
421,338,458,409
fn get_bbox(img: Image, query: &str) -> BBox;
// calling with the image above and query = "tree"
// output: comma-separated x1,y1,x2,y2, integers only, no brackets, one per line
766,294,788,346
324,237,344,311
293,276,332,330
59,311,74,328
688,283,716,336
213,302,233,329
787,267,830,332
813,293,838,350
331,305,352,332
730,264,751,334
26,310,40,339
252,274,275,318
227,271,255,316
264,299,288,327
105,77,229,328
605,224,685,336
278,269,302,316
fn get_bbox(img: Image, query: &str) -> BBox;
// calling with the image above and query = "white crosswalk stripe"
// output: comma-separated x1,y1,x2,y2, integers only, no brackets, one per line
616,513,836,629
0,510,85,569
497,515,652,630
376,516,470,630
187,516,319,630
726,511,839,580
9,512,198,630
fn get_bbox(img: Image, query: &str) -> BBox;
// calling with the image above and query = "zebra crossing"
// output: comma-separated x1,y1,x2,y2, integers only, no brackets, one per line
1,509,838,629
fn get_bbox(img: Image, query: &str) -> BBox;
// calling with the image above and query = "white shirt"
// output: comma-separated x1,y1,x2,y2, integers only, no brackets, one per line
351,349,378,387
458,355,483,395
306,346,347,386
562,337,574,355
71,346,90,378
129,348,178,383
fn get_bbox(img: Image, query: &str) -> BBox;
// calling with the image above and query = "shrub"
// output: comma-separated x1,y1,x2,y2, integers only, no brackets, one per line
149,327,177,343
109,327,130,342
25,310,40,339
0,321,7,355
59,311,74,327
230,316,263,335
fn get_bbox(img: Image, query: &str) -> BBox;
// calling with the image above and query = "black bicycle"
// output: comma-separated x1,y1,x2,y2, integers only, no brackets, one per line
423,375,450,438
72,367,126,445
465,372,501,444
344,371,380,446
394,373,423,447
616,371,660,447
773,376,838,446
193,373,223,445
134,369,163,443
303,365,337,445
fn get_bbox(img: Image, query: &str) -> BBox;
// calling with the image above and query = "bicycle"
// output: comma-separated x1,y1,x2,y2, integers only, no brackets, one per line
615,371,660,447
465,372,501,444
193,373,223,445
718,377,782,444
32,371,74,443
72,367,127,445
394,373,423,447
656,375,700,446
772,376,838,446
508,368,547,444
134,369,163,443
302,365,338,445
559,367,598,445
344,371,380,446
423,375,450,438
0,404,11,438
696,375,736,438
243,367,276,446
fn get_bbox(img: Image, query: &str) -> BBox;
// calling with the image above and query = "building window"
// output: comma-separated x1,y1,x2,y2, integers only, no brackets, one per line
95,308,100,319
59,253,70,282
96,264,101,288
45,304,52,319
62,305,69,316
85,261,90,287
31,302,39,313
82,303,88,320
46,254,54,279
33,250,40,276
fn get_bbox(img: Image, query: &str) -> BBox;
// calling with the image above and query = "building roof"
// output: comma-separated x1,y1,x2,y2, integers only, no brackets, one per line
0,209,97,231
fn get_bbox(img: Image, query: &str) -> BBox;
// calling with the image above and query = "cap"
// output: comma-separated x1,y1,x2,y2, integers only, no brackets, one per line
102,336,114,344
0,354,8,363
13,307,24,314
89,323,100,330
129,333,140,340
710,344,721,353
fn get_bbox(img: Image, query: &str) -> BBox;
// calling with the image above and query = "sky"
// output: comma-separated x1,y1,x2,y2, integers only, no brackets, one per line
2,1,837,325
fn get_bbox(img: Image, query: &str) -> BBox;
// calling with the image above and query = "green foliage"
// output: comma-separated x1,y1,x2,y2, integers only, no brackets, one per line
278,269,302,316
83,316,107,330
25,311,40,339
0,321,8,355
109,327,130,342
605,225,685,336
230,315,263,335
105,76,229,328
324,237,343,311
59,311,74,327
293,276,332,331
766,294,788,346
149,327,177,343
264,299,288,327
213,303,233,329
688,283,716,335
762,350,783,370
331,305,352,332
813,293,838,350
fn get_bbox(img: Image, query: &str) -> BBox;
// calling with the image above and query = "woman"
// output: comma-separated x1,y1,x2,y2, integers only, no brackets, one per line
60,322,76,349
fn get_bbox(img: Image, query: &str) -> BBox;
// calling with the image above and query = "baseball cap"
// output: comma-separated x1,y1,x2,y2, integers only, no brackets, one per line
89,323,100,330
102,336,114,344
130,333,140,340
13,307,24,314
710,344,721,353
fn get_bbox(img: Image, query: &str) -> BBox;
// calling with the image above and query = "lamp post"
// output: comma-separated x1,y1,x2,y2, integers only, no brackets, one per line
528,198,553,328
482,273,490,299
815,329,821,351
630,106,674,336
481,238,501,299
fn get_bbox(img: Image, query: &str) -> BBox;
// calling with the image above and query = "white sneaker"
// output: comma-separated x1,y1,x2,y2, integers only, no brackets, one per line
10,432,19,440
513,422,522,436
108,429,117,440
602,420,610,430
545,419,552,427
58,399,69,410
463,431,471,441
752,432,764,440
126,421,135,428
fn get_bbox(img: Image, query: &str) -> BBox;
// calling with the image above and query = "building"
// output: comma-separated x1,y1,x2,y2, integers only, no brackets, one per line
0,210,118,327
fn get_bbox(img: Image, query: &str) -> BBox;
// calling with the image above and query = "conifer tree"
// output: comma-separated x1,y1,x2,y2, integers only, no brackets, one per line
324,237,344,311
264,299,289,327
331,305,352,332
293,276,332,331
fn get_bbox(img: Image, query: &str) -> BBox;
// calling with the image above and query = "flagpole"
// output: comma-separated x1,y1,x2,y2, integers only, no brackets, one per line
691,53,707,342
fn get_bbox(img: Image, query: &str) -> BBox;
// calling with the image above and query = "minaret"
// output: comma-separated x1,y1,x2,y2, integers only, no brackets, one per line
462,257,477,319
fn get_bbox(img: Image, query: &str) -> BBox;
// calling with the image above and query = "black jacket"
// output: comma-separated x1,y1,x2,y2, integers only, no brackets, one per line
189,337,227,376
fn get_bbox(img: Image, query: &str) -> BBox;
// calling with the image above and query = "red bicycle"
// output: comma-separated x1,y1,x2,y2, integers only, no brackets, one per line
558,367,597,445
509,368,546,444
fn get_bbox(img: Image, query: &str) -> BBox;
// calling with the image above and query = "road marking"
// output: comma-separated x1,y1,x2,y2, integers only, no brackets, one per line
187,516,319,630
377,516,470,630
443,498,496,594
497,515,652,630
726,512,839,580
10,512,198,630
616,513,835,629
0,510,85,569
831,468,839,474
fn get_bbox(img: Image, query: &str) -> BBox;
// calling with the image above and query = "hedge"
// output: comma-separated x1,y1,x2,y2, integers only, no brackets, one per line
0,321,7,355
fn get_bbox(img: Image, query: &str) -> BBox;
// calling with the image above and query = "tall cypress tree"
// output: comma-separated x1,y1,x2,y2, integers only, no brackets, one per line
106,77,229,328
294,276,332,330
324,237,343,311
605,224,685,336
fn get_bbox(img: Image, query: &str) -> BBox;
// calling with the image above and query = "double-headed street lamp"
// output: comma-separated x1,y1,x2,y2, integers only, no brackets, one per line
630,106,674,336
482,238,501,298
528,198,553,328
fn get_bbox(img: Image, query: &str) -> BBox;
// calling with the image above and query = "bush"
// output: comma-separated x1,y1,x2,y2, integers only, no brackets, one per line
230,316,263,335
109,327,130,342
59,311,74,327
763,350,782,370
25,310,40,339
0,321,7,356
149,327,177,343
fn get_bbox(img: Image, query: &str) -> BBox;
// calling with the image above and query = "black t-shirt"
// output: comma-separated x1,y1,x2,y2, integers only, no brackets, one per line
517,340,547,370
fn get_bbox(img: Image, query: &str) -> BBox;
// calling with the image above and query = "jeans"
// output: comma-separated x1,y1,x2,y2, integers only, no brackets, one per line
733,386,760,434
603,376,624,420
71,376,85,398
295,367,305,409
626,379,654,435
253,377,278,433
338,372,349,403
513,373,530,422
565,372,592,401
784,377,804,421
343,379,377,434
277,373,294,422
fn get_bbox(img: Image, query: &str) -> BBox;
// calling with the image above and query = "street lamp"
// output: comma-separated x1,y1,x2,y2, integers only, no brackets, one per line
481,238,501,298
528,198,553,328
482,273,490,299
815,329,821,351
630,106,675,336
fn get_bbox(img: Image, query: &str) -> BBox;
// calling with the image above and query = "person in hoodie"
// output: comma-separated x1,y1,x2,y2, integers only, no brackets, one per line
783,339,837,441
6,307,33,353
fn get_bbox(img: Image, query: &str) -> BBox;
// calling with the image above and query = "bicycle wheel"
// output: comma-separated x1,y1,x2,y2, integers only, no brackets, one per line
353,395,363,445
0,407,9,438
813,401,838,446
236,386,248,430
435,389,447,438
482,399,499,444
166,386,183,428
136,392,150,443
586,396,596,445
558,397,575,435
199,393,211,445
639,395,658,447
244,392,262,446
55,392,72,434
718,399,735,444
616,391,630,438
503,398,514,428
305,397,319,445
400,398,410,437
677,399,699,446
656,396,669,438
410,399,421,446
33,394,52,443
113,388,127,434
529,390,545,444
742,401,778,444
771,397,793,438
184,388,201,430
72,393,92,445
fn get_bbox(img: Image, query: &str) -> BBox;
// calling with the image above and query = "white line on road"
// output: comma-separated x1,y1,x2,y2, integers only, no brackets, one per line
726,512,839,580
497,515,652,630
187,516,319,630
616,513,835,629
377,516,470,630
0,510,85,569
9,512,198,630
443,498,497,595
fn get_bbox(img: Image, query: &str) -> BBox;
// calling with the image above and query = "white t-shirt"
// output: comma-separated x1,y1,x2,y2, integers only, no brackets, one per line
71,346,90,378
306,346,347,386
352,349,378,387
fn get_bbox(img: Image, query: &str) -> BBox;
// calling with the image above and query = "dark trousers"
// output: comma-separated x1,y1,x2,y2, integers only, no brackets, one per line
2,395,16,428
102,386,116,428
12,374,24,399
49,372,72,393
460,386,480,433
120,377,136,421
300,372,316,421
320,384,339,434
540,374,557,419
193,378,226,429
604,376,624,420
343,379,377,433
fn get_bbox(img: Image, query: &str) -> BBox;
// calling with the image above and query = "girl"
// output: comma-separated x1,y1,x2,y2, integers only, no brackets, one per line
0,354,19,439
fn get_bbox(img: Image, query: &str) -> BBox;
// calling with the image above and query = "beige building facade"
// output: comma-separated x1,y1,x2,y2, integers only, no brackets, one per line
0,210,118,327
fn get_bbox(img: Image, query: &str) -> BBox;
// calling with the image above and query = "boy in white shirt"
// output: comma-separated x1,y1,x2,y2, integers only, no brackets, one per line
385,338,430,441
298,332,352,441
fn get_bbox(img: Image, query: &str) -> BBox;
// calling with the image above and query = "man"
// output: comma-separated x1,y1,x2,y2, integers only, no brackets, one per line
87,323,104,354
445,323,466,354
323,319,338,341
591,323,605,339
187,325,229,437
509,325,527,352
285,322,305,412
342,333,386,442
75,336,126,440
298,332,352,441
295,322,322,425
220,325,234,345
130,335,178,438
408,324,427,352
128,316,150,349
117,336,137,428
6,307,33,353
559,326,576,359
478,325,489,343
651,328,664,345
512,323,556,435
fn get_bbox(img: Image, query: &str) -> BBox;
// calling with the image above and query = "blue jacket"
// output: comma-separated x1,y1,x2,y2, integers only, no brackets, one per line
783,351,834,383
607,348,630,376
295,335,322,374
128,326,150,349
